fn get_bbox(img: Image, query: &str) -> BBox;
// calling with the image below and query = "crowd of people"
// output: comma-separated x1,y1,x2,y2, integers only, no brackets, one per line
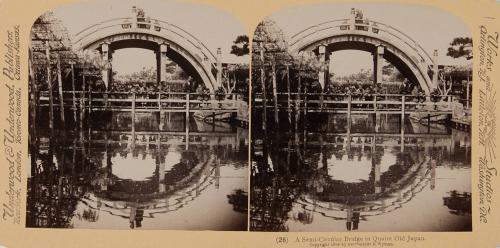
85,76,445,105
303,80,430,103
87,76,229,102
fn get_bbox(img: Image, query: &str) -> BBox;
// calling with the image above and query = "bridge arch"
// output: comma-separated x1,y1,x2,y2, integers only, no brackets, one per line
73,13,221,92
289,9,437,94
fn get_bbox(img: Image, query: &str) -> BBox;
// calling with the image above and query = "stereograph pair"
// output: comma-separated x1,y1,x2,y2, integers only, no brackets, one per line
27,0,472,232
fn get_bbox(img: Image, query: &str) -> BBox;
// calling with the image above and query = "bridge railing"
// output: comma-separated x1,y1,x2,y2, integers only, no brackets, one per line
290,18,433,67
74,17,217,70
38,91,244,113
253,93,455,113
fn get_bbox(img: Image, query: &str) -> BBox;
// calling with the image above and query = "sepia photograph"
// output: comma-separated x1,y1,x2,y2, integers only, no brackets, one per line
250,4,472,232
27,0,250,230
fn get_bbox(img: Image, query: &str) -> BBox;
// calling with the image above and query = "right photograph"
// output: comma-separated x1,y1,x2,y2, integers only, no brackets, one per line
250,4,472,232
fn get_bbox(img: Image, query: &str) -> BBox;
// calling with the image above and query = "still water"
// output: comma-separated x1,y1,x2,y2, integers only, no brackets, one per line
251,113,471,232
27,112,248,230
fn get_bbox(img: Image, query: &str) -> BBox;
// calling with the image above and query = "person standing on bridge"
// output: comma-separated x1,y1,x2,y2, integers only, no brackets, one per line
196,84,204,107
203,86,210,102
183,77,193,93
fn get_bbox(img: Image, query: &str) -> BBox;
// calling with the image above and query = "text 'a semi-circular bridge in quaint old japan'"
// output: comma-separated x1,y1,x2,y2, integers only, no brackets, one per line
72,7,222,93
289,8,438,94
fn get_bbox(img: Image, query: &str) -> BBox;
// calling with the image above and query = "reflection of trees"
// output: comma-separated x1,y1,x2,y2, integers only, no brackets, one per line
443,190,471,215
251,132,314,231
251,126,460,231
27,133,98,228
250,184,294,232
26,133,205,227
227,189,248,213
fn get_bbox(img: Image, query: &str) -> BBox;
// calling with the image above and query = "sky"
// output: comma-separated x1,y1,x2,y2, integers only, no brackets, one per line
267,3,472,76
48,0,248,75
45,2,471,77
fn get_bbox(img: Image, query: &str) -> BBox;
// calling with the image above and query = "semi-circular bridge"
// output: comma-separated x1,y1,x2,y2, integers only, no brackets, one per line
73,8,221,92
290,8,438,94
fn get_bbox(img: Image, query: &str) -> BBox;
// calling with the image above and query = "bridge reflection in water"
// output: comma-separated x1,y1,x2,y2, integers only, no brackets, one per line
250,113,471,232
27,112,248,230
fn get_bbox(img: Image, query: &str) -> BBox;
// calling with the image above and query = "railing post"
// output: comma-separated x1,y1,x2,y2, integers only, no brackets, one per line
185,93,190,150
286,65,291,124
320,92,324,109
158,93,161,112
304,91,308,118
56,54,65,128
401,95,405,135
347,94,352,134
131,93,136,134
272,60,278,125
45,41,54,132
80,92,84,131
88,87,92,115
466,79,470,109
104,92,108,110
448,95,452,110
70,63,77,124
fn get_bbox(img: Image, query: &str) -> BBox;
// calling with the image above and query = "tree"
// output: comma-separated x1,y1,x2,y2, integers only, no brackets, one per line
382,63,405,82
222,64,249,94
252,18,294,93
31,11,79,91
436,69,453,96
230,35,249,56
291,51,322,80
252,18,291,67
222,35,250,94
446,37,473,60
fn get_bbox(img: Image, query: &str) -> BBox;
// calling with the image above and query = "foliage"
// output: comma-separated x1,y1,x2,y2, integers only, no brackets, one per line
252,18,327,93
382,63,405,82
230,35,249,56
446,37,473,60
222,64,249,94
114,66,157,84
335,68,373,83
252,18,291,67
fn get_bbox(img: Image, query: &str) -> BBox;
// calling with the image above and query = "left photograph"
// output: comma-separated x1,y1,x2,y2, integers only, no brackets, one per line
27,0,250,230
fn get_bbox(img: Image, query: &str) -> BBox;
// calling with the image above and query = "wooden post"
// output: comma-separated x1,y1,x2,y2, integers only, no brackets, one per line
104,92,108,109
374,94,379,132
88,85,92,115
81,70,86,119
79,92,84,134
45,41,54,131
56,55,65,127
185,93,190,150
212,110,216,132
158,93,161,112
132,93,136,134
286,65,291,124
401,95,405,135
70,63,77,124
260,43,267,132
295,74,301,132
304,89,308,119
272,59,278,125
158,92,163,130
427,113,431,133
167,86,171,123
466,76,470,109
347,94,352,134
299,73,303,120
28,47,36,139
432,50,439,89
